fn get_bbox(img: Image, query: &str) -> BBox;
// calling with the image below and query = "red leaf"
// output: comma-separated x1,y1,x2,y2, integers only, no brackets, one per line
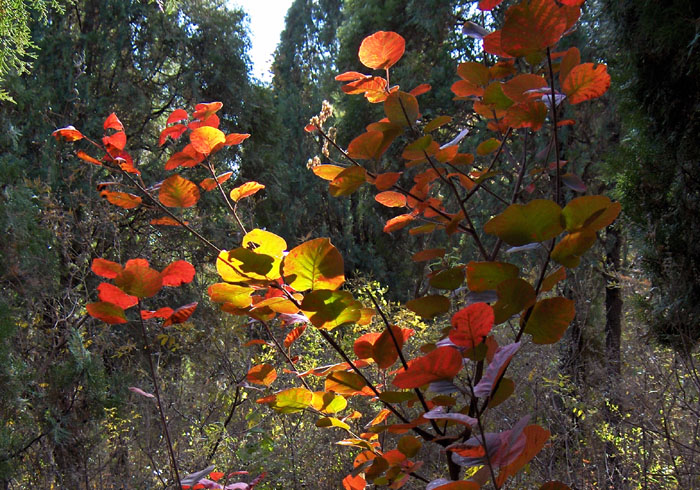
562,63,610,104
159,174,200,208
392,346,463,389
188,114,220,130
102,131,126,152
224,133,250,146
163,302,198,326
161,260,195,286
479,0,504,10
159,124,187,146
449,303,495,349
247,364,277,386
103,113,124,131
141,307,174,320
409,83,431,96
167,108,188,125
97,282,138,309
358,31,405,70
86,302,127,324
92,258,123,279
199,171,233,191
52,126,84,142
150,216,186,226
76,150,102,166
374,172,401,191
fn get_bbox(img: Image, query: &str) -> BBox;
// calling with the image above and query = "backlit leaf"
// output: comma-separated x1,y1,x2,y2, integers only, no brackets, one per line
52,126,83,142
502,74,547,103
150,217,185,226
102,131,126,151
190,126,225,155
164,144,204,170
561,195,620,232
284,325,307,348
258,387,313,413
358,31,405,70
392,347,462,389
114,263,163,298
325,371,371,396
247,364,277,386
159,124,187,146
161,260,195,286
466,261,519,292
223,133,250,146
551,229,597,268
97,282,137,309
283,238,345,291
312,165,345,181
159,174,200,208
216,229,287,282
383,213,415,233
141,307,174,320
559,47,580,85
375,191,406,208
192,101,223,120
329,166,366,197
100,191,142,209
347,131,384,160
384,91,419,127
484,199,563,246
450,303,494,349
405,295,450,319
199,171,233,191
163,302,197,326
374,172,401,190
524,297,575,344
76,151,102,166
230,181,265,202
92,258,123,279
316,417,350,431
86,302,127,324
478,0,504,10
166,108,188,125
503,100,548,131
501,0,568,58
300,290,362,330
562,63,610,104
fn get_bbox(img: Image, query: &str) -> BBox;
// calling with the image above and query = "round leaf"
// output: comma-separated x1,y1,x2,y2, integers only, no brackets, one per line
283,238,345,291
159,174,200,208
484,199,563,246
358,31,405,70
524,297,575,344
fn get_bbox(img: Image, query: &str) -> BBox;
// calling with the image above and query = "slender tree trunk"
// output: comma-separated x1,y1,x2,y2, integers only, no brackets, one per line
604,224,624,488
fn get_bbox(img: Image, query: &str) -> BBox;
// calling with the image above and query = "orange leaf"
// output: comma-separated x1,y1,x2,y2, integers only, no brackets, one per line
392,346,462,389
103,113,124,131
374,172,401,190
501,0,568,57
192,101,223,120
165,144,205,170
375,191,406,208
247,364,277,386
329,166,366,197
479,0,504,10
86,302,127,324
450,303,495,349
230,181,265,202
141,307,174,320
358,31,405,70
224,133,250,146
150,217,186,226
409,83,431,96
114,262,163,299
502,74,547,103
52,126,84,142
190,126,225,155
76,150,102,166
312,165,345,181
383,213,414,233
188,114,220,130
562,63,610,104
159,174,200,208
347,131,385,160
199,171,233,191
100,190,142,209
559,47,580,85
284,325,307,349
335,71,367,82
161,260,195,286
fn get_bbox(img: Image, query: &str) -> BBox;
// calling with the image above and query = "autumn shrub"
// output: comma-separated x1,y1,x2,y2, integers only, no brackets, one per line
51,0,621,488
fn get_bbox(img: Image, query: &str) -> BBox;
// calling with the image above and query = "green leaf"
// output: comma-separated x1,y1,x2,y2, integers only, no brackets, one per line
397,435,421,457
561,195,621,232
405,295,450,319
429,266,465,290
311,392,348,414
259,387,313,414
283,238,345,291
466,261,519,292
493,278,536,324
551,230,597,268
316,416,350,430
476,137,501,155
300,290,362,330
524,297,575,344
384,91,419,127
484,199,563,246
